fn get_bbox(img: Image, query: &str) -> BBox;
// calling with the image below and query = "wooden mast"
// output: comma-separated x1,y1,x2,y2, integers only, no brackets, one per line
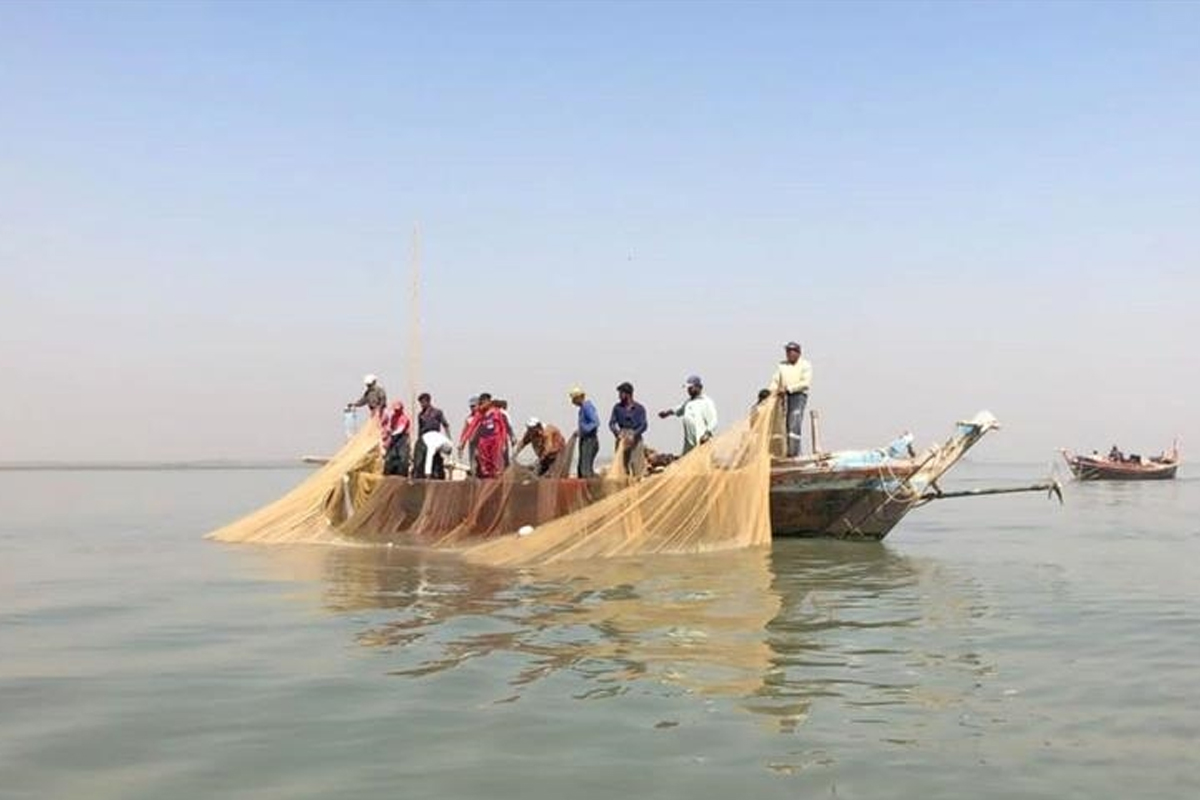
408,224,421,414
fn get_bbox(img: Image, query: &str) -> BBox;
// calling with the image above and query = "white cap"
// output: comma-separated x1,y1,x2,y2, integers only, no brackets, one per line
526,417,542,428
363,373,378,385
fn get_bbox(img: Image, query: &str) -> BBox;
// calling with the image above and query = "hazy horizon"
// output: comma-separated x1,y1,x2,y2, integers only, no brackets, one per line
2,1,1197,464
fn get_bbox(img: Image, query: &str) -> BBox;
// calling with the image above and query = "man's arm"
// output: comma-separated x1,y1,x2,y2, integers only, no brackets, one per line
608,406,620,437
702,399,718,441
797,361,813,392
657,403,684,419
633,404,648,436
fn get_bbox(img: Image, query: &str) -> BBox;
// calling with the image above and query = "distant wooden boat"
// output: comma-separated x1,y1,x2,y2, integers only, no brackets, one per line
1060,446,1179,481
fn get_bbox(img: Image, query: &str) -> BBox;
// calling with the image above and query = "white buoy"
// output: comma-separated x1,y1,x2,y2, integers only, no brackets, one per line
517,525,535,536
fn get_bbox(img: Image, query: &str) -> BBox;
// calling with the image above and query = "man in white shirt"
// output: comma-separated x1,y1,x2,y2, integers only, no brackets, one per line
419,430,454,480
657,375,718,455
769,341,813,457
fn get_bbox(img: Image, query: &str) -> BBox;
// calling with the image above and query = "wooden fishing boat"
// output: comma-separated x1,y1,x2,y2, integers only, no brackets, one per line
331,411,1059,544
770,411,1059,539
1060,447,1179,481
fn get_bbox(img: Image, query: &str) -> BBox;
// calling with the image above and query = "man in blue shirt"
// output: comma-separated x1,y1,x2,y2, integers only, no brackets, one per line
570,386,600,478
609,381,648,476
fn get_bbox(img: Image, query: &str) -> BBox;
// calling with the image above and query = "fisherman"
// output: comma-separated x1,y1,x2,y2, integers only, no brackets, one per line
609,381,648,476
570,386,600,478
657,375,718,455
382,400,412,477
419,429,454,480
346,374,388,423
492,398,519,466
769,342,813,457
459,395,480,470
1109,445,1124,462
459,393,512,479
412,393,451,479
515,418,567,476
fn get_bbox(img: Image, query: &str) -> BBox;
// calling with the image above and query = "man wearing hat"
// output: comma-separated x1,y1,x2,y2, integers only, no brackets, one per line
346,374,388,423
515,418,567,476
658,375,719,455
609,381,648,476
569,386,601,478
770,342,813,457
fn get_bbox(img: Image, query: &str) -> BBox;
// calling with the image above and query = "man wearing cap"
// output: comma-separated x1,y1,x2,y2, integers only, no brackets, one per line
657,376,718,455
346,374,388,423
570,387,601,478
609,381,649,476
769,342,813,457
412,393,451,479
515,418,567,476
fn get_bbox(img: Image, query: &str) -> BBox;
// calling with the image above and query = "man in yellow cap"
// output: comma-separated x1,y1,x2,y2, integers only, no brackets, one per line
569,386,600,478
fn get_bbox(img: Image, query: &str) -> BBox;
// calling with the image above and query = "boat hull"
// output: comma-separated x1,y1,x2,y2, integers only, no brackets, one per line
336,413,1002,545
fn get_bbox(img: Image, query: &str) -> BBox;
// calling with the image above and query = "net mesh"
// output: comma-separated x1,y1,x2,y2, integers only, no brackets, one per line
206,422,382,545
208,396,778,566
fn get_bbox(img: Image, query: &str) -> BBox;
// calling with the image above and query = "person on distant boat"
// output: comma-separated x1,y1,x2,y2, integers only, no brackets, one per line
382,400,412,477
609,381,648,476
412,393,451,479
346,374,388,423
769,342,813,457
459,393,512,479
1109,445,1123,462
657,375,718,456
570,386,600,478
515,418,567,476
419,429,454,480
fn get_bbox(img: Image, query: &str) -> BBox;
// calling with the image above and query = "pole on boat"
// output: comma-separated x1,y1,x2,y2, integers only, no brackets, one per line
408,223,421,416
810,408,822,456
920,480,1064,504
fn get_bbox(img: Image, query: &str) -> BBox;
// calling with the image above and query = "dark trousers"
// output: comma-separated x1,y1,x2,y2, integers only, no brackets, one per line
384,433,411,476
578,433,599,478
785,392,808,457
412,438,429,478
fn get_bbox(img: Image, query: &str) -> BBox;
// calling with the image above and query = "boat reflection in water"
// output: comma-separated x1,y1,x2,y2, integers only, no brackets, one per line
275,539,990,734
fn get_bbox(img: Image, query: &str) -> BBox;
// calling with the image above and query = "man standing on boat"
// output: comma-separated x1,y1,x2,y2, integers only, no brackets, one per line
657,375,718,455
346,374,388,423
515,418,567,476
570,386,600,478
609,381,648,476
412,393,451,479
459,396,480,471
382,400,412,477
770,342,813,457
459,393,512,479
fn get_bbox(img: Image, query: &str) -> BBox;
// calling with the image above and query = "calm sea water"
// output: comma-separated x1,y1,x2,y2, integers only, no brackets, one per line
2,463,1198,800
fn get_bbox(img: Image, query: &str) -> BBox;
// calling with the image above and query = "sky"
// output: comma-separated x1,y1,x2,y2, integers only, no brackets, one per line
1,0,1197,464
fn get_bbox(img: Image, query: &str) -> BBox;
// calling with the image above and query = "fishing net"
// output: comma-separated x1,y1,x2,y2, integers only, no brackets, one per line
460,397,776,566
206,421,382,545
209,396,779,566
